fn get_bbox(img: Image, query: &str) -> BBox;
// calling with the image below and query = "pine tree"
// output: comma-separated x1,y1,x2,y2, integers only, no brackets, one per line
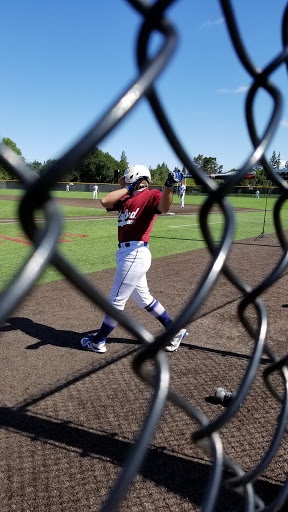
269,150,281,169
119,151,129,174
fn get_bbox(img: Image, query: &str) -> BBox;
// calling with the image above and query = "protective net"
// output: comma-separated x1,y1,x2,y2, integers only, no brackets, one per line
1,1,288,511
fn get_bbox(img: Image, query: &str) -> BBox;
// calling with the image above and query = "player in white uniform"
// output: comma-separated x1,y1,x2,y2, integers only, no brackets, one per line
80,165,188,353
92,184,99,199
179,181,186,208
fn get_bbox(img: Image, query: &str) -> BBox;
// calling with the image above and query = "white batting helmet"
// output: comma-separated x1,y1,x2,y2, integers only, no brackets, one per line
124,165,151,184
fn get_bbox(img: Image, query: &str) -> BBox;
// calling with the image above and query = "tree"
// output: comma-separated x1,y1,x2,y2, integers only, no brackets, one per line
0,137,23,179
150,162,170,184
40,159,58,176
2,137,22,157
269,150,281,170
193,154,204,169
28,160,43,173
192,154,223,175
252,162,266,186
277,152,281,168
253,162,264,171
119,151,129,175
76,147,119,183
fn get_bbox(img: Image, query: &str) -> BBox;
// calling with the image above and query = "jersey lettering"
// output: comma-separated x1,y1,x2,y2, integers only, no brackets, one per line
118,207,140,227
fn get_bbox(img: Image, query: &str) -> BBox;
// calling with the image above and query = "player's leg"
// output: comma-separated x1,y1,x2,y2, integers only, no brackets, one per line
81,246,151,352
132,268,188,352
131,276,173,329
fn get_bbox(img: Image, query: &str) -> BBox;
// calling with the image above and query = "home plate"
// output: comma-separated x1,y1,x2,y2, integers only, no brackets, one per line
166,212,175,215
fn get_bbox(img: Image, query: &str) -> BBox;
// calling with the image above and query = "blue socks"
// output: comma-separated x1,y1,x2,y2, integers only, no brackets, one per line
93,322,115,343
145,299,173,329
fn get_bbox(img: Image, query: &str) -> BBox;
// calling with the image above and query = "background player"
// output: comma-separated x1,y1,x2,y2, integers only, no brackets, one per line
92,183,99,199
81,165,188,353
179,180,186,208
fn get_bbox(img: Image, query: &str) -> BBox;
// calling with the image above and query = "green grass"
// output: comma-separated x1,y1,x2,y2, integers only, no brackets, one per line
36,205,106,218
0,197,105,218
0,199,19,218
0,188,23,196
150,208,282,255
0,208,284,289
1,192,287,289
52,190,104,199
179,194,283,211
0,187,105,200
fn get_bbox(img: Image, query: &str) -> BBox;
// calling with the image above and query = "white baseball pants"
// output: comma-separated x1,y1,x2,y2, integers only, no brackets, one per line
103,242,153,327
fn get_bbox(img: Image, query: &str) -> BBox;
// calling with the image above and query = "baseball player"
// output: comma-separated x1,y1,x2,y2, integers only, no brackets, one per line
80,165,188,353
179,180,186,208
92,183,99,199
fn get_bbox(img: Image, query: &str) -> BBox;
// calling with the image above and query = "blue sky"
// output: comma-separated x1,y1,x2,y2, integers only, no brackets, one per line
1,1,288,173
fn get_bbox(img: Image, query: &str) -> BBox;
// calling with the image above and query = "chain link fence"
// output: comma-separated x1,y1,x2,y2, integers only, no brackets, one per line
1,1,288,510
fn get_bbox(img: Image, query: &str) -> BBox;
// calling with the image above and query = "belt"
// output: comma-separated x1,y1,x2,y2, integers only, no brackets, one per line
118,241,148,249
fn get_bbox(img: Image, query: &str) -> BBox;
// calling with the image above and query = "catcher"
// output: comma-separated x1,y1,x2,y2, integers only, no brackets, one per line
80,164,188,353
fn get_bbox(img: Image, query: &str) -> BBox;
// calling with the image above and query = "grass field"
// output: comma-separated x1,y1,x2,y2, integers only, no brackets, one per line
0,190,286,289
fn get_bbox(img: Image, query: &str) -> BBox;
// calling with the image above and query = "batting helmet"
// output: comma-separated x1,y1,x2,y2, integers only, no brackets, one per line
124,165,151,184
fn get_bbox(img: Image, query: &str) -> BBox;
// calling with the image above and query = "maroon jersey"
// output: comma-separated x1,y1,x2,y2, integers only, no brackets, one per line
113,188,162,243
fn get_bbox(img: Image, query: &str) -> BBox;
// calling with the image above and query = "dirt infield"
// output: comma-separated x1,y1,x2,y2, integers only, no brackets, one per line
0,198,288,511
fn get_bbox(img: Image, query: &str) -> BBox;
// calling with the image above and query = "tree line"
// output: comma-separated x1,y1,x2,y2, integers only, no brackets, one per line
0,137,286,186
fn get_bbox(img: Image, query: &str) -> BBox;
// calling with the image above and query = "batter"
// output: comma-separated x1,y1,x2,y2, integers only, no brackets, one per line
80,165,188,353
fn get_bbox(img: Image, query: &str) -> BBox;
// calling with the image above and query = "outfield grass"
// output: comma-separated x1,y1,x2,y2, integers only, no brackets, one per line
1,190,287,289
0,200,285,289
0,197,105,218
1,186,283,208
0,189,23,196
0,188,105,200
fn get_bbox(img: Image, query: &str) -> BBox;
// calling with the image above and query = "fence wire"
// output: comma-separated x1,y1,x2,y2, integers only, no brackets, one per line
1,1,288,511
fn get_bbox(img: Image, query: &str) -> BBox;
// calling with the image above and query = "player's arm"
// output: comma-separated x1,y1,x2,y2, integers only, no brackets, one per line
157,170,183,213
101,177,128,209
157,186,173,213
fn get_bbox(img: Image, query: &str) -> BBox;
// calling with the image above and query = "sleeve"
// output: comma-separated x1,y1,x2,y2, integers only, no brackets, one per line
106,195,129,212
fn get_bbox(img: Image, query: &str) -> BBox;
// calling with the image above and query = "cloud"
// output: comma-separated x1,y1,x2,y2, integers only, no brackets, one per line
216,85,249,94
280,120,288,127
200,17,224,30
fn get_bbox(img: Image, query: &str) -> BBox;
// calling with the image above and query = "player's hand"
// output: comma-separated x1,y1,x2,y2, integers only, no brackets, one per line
164,170,184,187
126,176,144,194
118,176,126,188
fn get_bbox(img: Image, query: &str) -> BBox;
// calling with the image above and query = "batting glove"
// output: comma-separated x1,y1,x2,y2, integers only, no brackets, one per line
164,170,183,187
126,176,144,194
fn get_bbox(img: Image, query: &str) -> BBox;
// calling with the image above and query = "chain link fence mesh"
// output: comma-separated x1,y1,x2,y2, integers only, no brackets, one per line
1,1,288,510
